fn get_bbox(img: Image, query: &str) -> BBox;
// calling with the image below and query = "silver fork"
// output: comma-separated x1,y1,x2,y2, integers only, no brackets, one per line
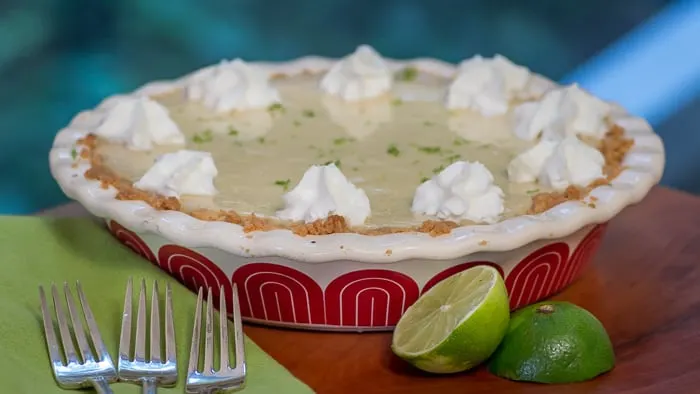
186,285,247,393
39,282,117,394
118,278,177,393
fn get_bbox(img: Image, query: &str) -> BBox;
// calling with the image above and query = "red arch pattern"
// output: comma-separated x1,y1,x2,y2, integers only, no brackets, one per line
108,221,157,264
324,269,420,327
231,262,325,325
157,245,233,314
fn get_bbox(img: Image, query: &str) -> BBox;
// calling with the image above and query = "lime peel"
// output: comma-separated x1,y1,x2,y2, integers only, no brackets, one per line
489,301,615,384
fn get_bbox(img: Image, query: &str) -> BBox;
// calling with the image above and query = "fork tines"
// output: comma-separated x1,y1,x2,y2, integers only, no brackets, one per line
118,278,177,388
39,282,117,390
186,285,246,393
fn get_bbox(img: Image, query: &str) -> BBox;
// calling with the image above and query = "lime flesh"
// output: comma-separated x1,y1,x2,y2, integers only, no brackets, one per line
489,301,615,383
391,265,510,374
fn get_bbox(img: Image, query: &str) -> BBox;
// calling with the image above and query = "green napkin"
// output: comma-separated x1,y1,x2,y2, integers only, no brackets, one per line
0,216,313,394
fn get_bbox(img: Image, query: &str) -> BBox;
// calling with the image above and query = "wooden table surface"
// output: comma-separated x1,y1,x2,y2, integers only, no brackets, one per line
47,187,700,393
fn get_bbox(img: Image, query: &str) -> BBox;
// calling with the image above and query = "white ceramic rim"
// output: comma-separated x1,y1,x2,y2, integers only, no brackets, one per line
49,55,665,263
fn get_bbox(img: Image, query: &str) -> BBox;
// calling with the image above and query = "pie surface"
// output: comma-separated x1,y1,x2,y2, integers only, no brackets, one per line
94,72,610,228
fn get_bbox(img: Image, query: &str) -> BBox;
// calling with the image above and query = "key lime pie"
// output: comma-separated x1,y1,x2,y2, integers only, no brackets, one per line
51,45,664,330
58,46,648,239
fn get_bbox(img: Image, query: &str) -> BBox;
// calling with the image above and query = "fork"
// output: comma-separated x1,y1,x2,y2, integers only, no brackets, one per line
118,278,177,393
186,285,247,393
39,282,117,394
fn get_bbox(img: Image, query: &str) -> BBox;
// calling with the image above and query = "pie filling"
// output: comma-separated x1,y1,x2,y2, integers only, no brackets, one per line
72,48,634,237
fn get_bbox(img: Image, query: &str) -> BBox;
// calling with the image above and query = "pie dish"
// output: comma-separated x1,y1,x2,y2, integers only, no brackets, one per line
50,46,665,331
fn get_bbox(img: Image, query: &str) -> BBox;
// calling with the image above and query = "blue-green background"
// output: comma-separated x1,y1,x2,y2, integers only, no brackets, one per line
2,0,697,213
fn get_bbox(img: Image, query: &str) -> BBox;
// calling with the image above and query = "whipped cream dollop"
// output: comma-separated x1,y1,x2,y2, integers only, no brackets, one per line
446,55,531,116
539,136,605,189
411,161,504,223
507,139,559,183
508,135,605,189
513,84,612,141
276,163,371,226
94,96,185,150
134,150,218,197
186,59,280,112
320,45,393,101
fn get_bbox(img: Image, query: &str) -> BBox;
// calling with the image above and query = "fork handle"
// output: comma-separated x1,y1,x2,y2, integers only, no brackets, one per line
88,377,114,394
142,377,157,394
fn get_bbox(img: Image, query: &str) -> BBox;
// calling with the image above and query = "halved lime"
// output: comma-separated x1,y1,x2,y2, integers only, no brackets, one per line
488,301,615,383
391,265,510,373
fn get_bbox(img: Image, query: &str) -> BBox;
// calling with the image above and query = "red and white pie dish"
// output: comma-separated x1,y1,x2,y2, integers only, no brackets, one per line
50,55,665,331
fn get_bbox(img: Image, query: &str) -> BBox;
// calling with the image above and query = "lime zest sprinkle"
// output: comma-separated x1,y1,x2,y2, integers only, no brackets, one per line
267,103,285,113
417,146,441,154
387,144,400,157
333,137,354,146
324,159,341,168
302,109,315,118
228,127,239,136
274,179,291,191
445,154,461,163
396,66,418,81
192,129,213,143
432,164,446,174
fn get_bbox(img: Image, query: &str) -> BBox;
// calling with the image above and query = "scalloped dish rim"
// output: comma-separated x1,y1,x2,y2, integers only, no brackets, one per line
49,55,666,263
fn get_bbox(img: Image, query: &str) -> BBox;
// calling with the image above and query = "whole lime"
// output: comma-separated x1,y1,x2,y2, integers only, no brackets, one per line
488,301,615,383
